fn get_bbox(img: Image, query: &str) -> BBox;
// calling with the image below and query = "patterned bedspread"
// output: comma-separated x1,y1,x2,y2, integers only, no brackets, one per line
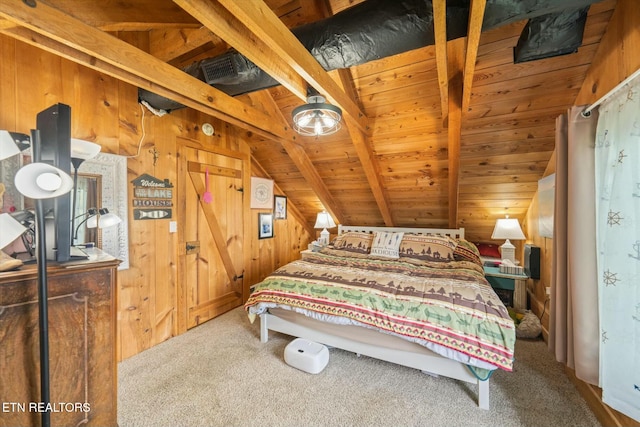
245,251,515,371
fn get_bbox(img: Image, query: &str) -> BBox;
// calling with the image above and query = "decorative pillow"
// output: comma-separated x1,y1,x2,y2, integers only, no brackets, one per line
475,242,502,259
399,234,456,263
453,238,482,266
370,231,404,259
331,231,373,254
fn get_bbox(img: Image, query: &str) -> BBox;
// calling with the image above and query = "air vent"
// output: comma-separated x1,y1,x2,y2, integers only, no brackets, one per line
200,54,238,85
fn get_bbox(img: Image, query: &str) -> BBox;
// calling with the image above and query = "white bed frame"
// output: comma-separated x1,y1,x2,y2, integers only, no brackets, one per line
258,225,492,410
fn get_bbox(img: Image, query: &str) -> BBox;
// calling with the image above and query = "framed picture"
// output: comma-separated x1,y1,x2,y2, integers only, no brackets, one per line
274,195,287,220
250,177,274,209
258,213,274,239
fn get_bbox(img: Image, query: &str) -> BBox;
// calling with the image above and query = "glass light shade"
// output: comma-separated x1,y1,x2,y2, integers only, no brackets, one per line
71,138,101,160
292,95,342,137
0,213,27,249
14,162,74,199
491,217,525,240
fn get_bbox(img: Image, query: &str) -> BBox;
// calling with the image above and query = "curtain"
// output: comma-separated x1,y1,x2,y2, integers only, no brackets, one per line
595,80,640,421
549,106,600,386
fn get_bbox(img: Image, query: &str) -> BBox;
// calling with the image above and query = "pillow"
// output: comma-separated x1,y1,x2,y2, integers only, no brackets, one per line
331,231,373,255
399,234,456,263
453,238,482,266
475,243,502,259
370,231,404,259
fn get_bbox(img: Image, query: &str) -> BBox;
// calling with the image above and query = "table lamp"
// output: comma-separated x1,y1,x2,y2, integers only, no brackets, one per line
491,216,525,263
314,211,336,246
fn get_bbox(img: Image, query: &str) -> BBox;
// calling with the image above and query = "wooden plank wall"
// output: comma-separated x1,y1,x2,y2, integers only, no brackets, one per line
0,33,311,361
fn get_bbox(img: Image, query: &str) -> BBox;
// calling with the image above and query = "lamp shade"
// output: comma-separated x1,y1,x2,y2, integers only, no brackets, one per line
87,208,122,229
97,208,122,228
491,217,525,240
1,130,21,160
14,162,74,199
0,213,27,249
71,138,101,160
314,211,336,229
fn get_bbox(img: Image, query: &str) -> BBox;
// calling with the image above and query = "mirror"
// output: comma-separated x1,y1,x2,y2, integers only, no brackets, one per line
72,173,101,246
78,153,129,270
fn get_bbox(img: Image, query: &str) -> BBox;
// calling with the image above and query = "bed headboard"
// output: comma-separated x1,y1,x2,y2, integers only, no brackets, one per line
337,225,465,240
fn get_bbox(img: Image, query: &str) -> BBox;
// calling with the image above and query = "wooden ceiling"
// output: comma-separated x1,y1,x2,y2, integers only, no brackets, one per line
0,0,617,241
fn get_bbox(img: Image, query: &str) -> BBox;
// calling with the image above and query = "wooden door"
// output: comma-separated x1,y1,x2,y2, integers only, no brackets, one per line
177,144,245,329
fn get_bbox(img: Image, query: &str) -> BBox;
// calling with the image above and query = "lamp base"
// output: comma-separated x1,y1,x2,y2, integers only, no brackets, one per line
500,239,516,263
319,229,330,246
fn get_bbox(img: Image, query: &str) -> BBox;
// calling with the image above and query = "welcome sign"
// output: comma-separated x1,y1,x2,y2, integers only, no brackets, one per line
131,173,173,220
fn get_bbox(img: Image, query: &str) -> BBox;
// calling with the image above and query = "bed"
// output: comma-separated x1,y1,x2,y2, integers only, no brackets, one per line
244,225,515,410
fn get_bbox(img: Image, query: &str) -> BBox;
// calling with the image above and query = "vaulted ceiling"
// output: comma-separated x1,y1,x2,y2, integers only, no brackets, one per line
0,0,617,241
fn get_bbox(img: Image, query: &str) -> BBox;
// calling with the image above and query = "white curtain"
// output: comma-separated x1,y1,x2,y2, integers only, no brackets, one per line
550,106,600,386
595,79,640,422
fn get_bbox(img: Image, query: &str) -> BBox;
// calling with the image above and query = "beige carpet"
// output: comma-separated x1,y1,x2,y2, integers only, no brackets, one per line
118,307,600,427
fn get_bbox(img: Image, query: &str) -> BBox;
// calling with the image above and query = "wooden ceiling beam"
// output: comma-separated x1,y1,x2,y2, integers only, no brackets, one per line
0,0,287,141
208,0,369,134
433,0,449,123
462,0,487,113
149,27,223,62
331,69,394,226
42,0,201,31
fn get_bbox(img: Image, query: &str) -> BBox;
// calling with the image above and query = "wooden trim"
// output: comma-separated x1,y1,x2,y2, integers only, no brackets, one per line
566,368,640,427
187,161,241,179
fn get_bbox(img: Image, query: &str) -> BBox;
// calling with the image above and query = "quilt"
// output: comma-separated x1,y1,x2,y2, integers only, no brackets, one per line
245,251,515,371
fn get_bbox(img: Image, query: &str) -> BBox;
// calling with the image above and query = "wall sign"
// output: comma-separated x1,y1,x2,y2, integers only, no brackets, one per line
131,173,173,220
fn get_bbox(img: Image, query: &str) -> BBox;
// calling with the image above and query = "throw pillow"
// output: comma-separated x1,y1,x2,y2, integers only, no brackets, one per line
475,243,502,259
370,231,404,259
399,234,456,263
332,231,373,254
453,238,483,266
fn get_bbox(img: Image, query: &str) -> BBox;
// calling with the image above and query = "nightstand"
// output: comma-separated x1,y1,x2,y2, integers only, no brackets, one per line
483,266,528,310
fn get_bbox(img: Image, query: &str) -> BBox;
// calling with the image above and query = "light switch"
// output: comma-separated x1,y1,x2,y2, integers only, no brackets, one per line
169,221,177,233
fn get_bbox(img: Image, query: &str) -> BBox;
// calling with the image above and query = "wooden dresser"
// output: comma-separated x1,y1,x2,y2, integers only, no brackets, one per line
0,249,119,427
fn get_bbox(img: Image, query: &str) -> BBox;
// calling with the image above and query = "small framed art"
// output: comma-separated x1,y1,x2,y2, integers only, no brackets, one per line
258,213,274,239
274,195,287,220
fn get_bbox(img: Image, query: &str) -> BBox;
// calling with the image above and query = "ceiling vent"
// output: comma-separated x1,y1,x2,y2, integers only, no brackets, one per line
200,53,238,85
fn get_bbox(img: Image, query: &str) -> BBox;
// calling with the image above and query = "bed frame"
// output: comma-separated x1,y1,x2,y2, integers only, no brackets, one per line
258,225,492,410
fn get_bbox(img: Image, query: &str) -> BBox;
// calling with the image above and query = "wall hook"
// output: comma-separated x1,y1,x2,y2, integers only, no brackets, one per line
149,146,159,166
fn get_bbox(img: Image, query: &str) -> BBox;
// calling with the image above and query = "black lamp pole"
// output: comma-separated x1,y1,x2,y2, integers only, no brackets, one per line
70,157,84,245
31,129,51,427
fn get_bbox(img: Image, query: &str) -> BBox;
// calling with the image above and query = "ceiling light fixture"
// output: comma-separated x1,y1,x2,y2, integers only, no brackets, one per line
292,95,342,137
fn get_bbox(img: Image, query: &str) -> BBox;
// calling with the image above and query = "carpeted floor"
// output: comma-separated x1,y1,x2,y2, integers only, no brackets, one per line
118,307,600,427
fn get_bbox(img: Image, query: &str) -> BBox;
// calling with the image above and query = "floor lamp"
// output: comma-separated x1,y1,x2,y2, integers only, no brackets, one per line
8,129,74,427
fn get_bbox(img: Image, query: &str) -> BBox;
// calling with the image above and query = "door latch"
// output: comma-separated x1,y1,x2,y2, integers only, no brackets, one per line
186,241,200,255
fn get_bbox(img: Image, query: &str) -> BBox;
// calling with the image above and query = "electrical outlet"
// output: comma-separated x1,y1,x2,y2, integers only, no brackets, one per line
169,221,177,233
545,286,551,296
